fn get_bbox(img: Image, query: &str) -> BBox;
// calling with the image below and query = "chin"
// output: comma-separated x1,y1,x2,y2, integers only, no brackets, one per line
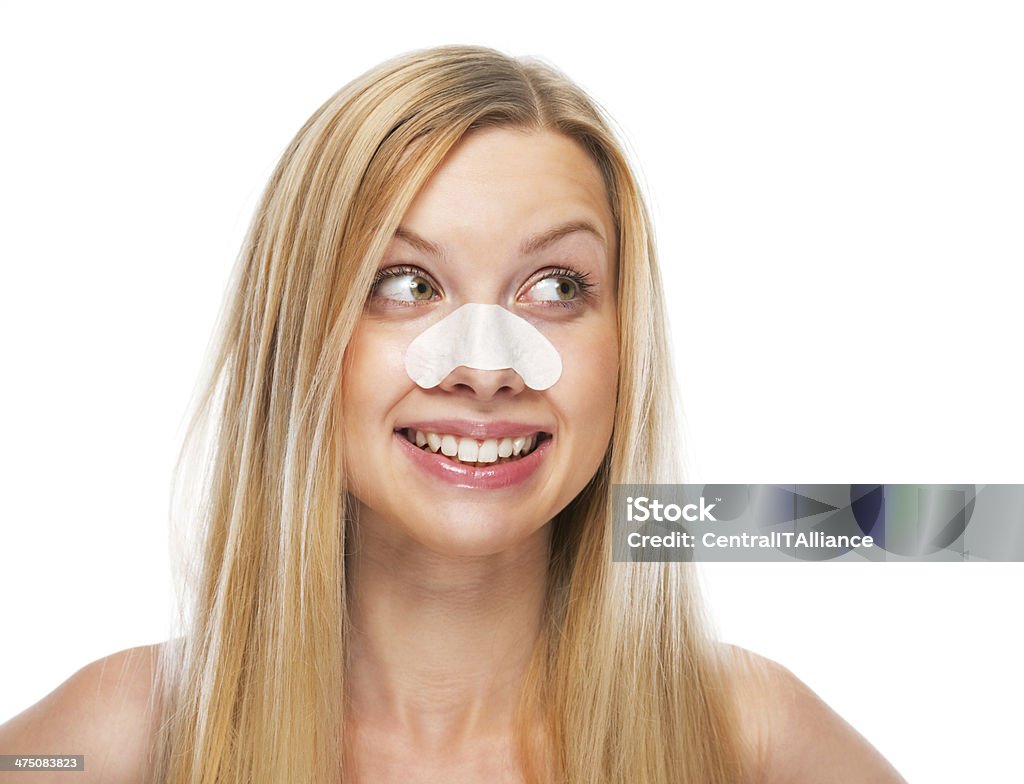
406,508,552,559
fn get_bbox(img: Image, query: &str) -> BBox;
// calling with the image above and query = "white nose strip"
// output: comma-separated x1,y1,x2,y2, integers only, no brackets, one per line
404,303,562,390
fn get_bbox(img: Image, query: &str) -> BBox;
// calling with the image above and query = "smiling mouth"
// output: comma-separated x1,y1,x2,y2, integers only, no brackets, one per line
398,428,553,467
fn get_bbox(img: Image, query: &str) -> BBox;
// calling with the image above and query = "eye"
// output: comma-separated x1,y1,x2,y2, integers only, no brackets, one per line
522,267,595,307
370,265,439,303
532,277,579,302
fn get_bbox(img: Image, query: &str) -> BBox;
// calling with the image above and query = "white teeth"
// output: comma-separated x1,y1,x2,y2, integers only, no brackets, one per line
478,439,498,463
512,436,526,456
457,438,479,462
440,434,458,457
404,428,545,465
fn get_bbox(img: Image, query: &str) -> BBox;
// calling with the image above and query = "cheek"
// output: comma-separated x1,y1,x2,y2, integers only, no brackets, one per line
340,325,414,503
587,331,619,432
553,320,619,435
347,321,410,378
341,325,413,435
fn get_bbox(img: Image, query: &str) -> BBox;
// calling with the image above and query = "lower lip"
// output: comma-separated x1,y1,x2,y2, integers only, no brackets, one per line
394,431,552,490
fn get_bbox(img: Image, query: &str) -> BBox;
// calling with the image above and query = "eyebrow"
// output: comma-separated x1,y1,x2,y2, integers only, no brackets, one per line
393,226,445,257
519,220,607,256
392,220,607,259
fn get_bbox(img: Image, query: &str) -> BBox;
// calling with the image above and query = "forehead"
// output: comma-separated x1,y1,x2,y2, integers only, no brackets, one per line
398,127,616,257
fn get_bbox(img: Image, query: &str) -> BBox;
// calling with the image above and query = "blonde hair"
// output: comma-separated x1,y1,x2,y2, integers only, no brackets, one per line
149,45,743,783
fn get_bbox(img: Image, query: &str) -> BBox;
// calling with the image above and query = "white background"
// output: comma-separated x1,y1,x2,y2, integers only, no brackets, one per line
1,2,1021,781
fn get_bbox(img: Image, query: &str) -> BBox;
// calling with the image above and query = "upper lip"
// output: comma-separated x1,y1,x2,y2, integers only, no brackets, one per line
395,419,554,439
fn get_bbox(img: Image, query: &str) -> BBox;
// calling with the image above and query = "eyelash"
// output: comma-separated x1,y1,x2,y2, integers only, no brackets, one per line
369,264,596,309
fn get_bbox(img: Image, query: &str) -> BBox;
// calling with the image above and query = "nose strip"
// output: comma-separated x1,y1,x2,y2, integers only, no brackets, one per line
404,303,562,390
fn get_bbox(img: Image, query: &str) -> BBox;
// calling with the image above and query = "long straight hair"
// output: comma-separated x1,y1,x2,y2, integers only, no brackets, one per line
148,45,743,784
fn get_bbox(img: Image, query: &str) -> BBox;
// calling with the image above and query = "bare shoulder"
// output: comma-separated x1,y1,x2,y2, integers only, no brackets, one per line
719,644,907,784
0,643,164,783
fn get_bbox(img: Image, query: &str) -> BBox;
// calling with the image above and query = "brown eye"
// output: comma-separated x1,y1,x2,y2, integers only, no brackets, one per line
407,276,435,301
372,270,438,302
554,278,578,300
526,276,580,303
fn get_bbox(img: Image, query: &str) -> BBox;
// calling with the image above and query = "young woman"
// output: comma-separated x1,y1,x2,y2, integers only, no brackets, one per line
0,45,906,783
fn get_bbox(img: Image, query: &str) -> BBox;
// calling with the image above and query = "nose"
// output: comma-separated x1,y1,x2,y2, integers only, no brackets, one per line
436,364,526,400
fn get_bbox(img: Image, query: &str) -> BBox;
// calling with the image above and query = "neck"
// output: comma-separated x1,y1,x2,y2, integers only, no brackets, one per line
344,513,551,749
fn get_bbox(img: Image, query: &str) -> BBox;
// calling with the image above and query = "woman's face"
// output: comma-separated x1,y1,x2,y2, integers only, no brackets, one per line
341,127,619,556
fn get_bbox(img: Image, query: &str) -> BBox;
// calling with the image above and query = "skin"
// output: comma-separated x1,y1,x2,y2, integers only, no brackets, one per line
339,127,620,781
341,127,620,560
0,128,907,784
